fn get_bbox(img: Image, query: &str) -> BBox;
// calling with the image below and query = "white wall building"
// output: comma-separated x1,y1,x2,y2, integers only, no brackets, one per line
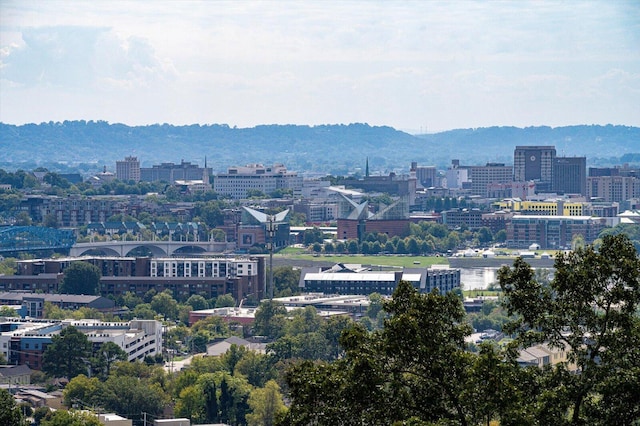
214,163,303,199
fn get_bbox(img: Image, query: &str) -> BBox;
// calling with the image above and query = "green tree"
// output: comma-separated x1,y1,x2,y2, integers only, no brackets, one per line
42,326,92,379
494,229,507,243
186,294,209,311
0,306,19,317
234,351,277,388
33,407,51,426
98,375,166,421
43,213,59,228
59,262,101,295
121,291,143,309
41,410,101,426
253,300,287,339
282,281,475,425
150,290,179,320
476,227,493,244
131,303,157,319
246,380,287,426
0,257,17,275
273,266,301,297
0,388,25,426
499,234,640,425
215,293,236,308
175,385,205,423
63,374,100,408
94,341,127,379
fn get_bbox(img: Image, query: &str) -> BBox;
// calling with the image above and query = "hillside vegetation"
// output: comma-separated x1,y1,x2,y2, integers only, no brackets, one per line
1,122,638,175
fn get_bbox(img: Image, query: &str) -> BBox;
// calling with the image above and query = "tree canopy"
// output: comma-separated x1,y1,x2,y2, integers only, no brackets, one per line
42,326,92,379
499,233,640,424
59,262,101,295
282,234,640,425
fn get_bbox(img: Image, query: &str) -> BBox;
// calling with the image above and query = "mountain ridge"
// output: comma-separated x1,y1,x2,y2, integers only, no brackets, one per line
1,122,638,175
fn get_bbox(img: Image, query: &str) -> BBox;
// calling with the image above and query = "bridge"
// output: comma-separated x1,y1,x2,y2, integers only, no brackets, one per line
0,226,76,254
70,240,234,257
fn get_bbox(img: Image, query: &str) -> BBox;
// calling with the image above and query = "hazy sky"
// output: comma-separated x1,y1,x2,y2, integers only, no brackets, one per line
1,1,639,132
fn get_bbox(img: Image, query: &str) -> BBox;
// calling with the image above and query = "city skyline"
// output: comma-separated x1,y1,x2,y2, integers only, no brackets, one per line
1,1,639,133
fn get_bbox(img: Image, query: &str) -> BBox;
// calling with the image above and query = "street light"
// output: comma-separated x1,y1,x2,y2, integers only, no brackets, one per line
266,215,276,300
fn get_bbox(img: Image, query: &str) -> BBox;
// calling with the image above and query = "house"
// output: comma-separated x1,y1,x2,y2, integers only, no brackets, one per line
206,336,266,357
0,364,32,385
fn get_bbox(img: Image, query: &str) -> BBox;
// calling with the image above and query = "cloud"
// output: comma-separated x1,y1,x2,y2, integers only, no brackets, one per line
1,26,175,90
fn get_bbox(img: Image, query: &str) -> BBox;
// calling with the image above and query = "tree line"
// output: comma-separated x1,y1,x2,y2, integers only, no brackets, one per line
281,234,640,425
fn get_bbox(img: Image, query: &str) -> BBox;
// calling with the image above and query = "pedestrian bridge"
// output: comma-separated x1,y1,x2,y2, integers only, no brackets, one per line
70,240,233,257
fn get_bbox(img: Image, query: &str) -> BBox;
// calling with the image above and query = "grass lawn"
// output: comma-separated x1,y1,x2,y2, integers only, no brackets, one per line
463,289,502,298
276,252,449,268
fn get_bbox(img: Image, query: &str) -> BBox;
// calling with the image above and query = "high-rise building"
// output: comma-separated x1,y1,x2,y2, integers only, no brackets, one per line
587,176,640,202
115,156,141,182
412,162,438,188
553,157,586,195
468,163,514,197
514,146,556,192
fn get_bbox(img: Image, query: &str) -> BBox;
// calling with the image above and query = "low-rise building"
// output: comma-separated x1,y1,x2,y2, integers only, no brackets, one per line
0,364,32,385
0,318,162,370
299,263,460,296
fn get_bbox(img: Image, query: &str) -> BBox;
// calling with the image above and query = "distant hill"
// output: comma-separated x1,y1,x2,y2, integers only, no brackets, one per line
0,121,638,175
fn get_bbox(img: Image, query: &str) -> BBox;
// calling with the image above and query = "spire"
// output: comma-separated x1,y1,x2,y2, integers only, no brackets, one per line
203,156,209,185
365,157,370,177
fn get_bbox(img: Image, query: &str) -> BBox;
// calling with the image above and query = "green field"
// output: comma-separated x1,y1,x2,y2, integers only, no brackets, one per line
463,289,502,298
276,251,449,268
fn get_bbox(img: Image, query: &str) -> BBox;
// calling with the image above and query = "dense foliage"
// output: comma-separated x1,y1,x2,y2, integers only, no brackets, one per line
282,234,640,425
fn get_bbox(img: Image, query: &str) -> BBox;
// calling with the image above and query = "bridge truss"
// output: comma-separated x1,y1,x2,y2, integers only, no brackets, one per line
0,226,76,254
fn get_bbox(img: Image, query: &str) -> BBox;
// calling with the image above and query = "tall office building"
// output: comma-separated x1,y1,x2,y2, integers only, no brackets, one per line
469,163,514,197
116,156,141,182
553,157,586,195
514,146,556,192
412,162,438,188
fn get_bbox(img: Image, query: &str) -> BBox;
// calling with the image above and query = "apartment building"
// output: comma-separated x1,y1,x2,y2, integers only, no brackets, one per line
506,215,606,249
0,255,266,302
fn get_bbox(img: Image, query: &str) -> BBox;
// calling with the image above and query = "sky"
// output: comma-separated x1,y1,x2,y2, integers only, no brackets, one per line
1,1,639,133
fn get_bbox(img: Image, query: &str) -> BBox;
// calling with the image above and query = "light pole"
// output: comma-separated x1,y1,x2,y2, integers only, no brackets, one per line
266,215,276,299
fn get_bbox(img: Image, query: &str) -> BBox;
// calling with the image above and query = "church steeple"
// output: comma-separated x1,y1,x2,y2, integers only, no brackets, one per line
203,156,209,185
365,157,370,177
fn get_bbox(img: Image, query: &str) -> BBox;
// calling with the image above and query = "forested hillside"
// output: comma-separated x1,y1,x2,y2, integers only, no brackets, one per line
1,121,638,175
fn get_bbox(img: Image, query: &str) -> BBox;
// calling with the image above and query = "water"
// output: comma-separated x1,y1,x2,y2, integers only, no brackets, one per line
460,268,500,291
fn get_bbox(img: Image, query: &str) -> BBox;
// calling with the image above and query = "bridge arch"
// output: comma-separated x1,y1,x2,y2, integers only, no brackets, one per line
76,247,121,257
171,245,208,256
124,244,168,257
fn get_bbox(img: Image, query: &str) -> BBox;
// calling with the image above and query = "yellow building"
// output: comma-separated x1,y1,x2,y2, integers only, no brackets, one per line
495,199,585,216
